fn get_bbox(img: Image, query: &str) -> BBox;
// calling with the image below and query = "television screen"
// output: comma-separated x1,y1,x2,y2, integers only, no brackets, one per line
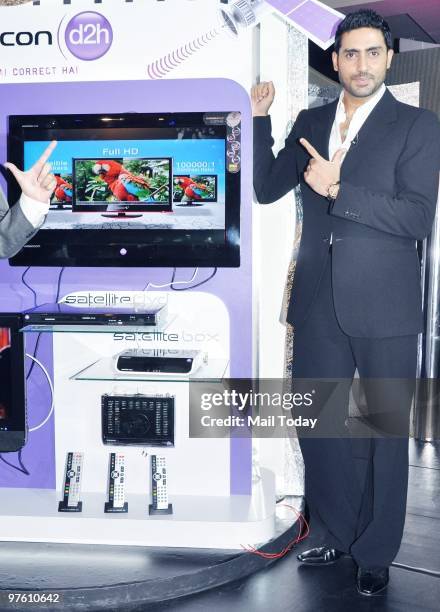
7,112,241,267
73,157,172,213
0,328,12,424
173,174,218,205
51,173,73,210
0,314,26,451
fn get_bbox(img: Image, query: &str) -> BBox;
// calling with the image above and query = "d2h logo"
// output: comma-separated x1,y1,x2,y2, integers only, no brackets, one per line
65,12,113,61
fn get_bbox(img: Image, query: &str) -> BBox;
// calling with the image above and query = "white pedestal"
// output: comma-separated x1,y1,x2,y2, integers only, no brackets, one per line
0,469,276,550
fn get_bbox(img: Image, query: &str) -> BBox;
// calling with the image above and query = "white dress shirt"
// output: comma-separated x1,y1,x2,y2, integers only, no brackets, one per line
19,193,50,228
328,83,387,244
329,83,386,160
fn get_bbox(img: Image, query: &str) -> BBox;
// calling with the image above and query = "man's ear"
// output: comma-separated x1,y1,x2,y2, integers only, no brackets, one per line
332,51,339,73
386,48,394,69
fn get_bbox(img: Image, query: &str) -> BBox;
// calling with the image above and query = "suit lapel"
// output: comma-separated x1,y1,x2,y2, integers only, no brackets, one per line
311,99,338,160
340,89,398,177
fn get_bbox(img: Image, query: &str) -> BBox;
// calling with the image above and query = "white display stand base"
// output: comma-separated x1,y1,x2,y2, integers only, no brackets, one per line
0,469,275,550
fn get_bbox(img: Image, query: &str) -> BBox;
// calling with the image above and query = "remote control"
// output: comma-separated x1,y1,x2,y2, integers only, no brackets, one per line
105,452,128,513
149,455,172,515
58,452,83,512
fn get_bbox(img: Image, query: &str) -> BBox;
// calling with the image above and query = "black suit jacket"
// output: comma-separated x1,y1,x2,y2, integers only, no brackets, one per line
253,90,440,337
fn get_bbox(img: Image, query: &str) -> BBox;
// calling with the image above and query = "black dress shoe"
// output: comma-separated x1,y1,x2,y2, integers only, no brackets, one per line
356,567,389,596
297,546,345,565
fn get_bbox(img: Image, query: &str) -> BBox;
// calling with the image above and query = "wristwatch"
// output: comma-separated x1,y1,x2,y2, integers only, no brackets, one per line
326,181,340,203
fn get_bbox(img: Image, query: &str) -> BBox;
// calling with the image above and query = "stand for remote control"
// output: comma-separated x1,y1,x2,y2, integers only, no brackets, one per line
105,501,128,513
148,503,173,516
58,501,83,513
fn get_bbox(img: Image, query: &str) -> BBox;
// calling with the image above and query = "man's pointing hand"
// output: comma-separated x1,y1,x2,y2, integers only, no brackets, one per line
300,138,346,198
4,140,57,204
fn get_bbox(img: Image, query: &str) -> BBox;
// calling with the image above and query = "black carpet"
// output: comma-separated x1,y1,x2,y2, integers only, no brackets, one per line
140,438,440,612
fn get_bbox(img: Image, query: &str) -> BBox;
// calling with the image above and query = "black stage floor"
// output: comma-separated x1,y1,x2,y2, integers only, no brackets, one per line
141,438,440,612
0,439,438,611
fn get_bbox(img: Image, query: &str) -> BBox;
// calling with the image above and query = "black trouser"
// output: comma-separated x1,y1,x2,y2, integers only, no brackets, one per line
292,249,417,570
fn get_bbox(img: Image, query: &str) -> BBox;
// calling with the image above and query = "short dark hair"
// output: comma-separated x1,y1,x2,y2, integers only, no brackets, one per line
334,9,393,53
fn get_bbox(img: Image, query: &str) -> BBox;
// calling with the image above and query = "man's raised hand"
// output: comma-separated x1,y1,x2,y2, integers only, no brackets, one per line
300,138,346,198
4,140,58,204
251,81,275,117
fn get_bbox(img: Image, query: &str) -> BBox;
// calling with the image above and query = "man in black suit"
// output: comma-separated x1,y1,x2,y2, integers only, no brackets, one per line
252,9,440,596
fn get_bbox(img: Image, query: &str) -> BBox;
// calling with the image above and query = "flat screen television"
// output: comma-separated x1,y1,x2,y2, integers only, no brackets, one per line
7,111,241,267
173,174,218,206
0,314,26,452
51,173,73,210
73,156,173,215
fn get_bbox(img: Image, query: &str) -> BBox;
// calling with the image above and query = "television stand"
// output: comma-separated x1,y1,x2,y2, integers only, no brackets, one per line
175,201,204,207
101,212,143,219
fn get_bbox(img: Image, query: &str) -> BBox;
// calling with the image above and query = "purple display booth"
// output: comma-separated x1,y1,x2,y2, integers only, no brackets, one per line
0,78,253,495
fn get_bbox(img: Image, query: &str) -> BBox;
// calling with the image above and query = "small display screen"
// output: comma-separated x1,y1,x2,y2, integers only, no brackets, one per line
173,174,218,203
51,173,73,210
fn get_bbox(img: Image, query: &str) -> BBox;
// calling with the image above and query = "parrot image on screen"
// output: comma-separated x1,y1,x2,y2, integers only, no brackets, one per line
175,176,209,200
93,160,152,202
54,175,73,203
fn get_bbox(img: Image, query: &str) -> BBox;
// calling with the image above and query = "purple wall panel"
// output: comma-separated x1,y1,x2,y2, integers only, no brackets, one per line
0,78,253,494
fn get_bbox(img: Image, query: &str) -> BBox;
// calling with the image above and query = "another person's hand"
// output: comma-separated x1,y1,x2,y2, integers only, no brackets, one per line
251,81,275,117
4,140,57,204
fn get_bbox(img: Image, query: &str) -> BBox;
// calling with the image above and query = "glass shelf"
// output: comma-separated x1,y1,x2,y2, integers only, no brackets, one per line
71,356,229,383
20,315,176,335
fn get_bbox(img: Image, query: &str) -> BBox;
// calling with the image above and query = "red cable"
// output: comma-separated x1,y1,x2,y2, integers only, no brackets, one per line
240,504,310,559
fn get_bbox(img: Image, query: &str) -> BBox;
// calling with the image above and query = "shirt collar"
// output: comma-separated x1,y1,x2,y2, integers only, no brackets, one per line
336,83,387,122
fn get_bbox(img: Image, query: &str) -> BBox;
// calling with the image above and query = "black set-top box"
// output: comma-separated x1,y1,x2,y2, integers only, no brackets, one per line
23,302,167,327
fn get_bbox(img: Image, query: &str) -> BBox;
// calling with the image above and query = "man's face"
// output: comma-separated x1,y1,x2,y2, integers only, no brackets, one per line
332,27,394,99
